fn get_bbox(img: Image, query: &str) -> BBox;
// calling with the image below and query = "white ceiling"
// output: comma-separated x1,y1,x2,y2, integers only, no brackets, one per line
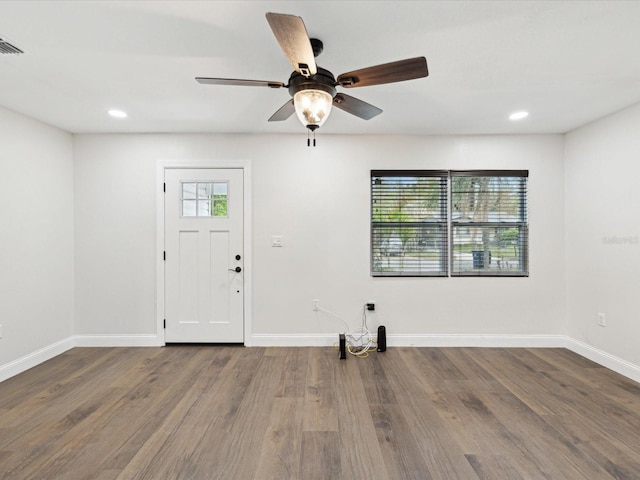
1,1,640,136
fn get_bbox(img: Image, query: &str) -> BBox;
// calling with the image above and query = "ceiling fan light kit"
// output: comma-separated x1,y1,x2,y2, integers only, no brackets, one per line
196,12,429,144
289,65,337,131
294,89,332,130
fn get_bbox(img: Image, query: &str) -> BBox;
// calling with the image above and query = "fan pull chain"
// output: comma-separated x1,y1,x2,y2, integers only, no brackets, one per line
307,130,317,147
306,125,318,147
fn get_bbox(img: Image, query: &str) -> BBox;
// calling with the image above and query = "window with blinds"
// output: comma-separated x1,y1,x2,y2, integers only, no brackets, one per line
370,170,529,277
371,171,448,276
451,170,528,276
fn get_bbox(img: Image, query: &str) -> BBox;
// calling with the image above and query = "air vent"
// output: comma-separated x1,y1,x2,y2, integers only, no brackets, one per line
0,37,24,55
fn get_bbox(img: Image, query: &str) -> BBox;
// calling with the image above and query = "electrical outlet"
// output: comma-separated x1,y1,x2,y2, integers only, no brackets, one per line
271,235,283,247
597,313,607,327
312,299,320,311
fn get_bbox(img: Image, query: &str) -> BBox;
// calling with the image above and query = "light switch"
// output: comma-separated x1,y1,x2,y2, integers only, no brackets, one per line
271,235,283,247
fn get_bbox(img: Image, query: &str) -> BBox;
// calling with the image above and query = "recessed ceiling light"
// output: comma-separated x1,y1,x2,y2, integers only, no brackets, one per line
108,109,128,119
509,111,529,121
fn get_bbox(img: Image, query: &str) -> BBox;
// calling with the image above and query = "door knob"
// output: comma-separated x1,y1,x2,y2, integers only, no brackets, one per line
228,266,242,273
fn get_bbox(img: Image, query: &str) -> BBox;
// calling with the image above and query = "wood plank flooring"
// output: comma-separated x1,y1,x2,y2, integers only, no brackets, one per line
1,346,639,479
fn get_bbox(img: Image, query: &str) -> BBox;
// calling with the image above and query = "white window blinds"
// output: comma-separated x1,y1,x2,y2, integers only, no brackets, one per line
371,171,448,276
371,170,529,277
451,170,528,276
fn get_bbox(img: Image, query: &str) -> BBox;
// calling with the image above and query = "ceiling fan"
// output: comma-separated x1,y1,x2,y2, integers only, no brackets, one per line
196,12,429,143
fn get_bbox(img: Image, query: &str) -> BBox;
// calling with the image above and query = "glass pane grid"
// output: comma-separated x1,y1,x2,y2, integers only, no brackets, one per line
180,181,229,218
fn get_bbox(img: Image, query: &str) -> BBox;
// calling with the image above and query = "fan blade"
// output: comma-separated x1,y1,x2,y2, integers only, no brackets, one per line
337,57,428,88
196,77,285,88
266,12,317,77
333,93,382,120
268,99,295,122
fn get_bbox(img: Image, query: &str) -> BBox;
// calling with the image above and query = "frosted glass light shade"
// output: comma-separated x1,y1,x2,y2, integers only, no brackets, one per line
293,89,333,129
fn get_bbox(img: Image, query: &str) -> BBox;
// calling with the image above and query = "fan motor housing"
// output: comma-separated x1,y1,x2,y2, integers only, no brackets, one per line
288,67,337,99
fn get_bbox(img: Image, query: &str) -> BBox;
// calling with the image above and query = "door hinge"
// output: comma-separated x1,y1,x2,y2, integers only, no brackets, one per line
163,182,166,193
163,251,166,261
163,319,166,329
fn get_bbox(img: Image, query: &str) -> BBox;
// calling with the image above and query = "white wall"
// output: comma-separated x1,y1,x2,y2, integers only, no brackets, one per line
0,106,74,372
73,135,161,338
565,103,640,367
3,104,638,380
253,135,566,342
73,133,566,344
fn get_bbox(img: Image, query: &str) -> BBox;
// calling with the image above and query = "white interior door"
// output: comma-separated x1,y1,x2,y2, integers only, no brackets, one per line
164,168,244,343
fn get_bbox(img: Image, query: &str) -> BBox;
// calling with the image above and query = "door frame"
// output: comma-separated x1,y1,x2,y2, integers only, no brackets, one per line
156,159,252,346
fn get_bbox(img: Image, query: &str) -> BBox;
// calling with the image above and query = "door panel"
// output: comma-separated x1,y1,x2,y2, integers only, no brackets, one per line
208,230,230,324
165,168,244,343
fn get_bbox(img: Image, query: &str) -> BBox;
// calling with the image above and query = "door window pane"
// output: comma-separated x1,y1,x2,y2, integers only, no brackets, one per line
182,182,197,199
197,200,211,216
197,182,212,199
180,181,229,218
182,199,197,217
213,182,228,217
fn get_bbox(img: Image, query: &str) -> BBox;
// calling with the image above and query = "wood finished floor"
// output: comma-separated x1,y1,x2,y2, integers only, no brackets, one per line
1,347,639,480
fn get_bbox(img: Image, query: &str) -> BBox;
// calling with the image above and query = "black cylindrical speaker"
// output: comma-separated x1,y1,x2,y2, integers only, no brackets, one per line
377,325,387,352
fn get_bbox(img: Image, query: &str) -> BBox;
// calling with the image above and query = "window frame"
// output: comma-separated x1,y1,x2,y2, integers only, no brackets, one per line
370,169,529,278
180,180,229,218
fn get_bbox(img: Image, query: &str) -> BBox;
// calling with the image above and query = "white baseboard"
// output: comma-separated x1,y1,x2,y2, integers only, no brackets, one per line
73,334,163,347
251,334,337,347
250,333,567,348
566,337,640,384
0,336,75,383
386,333,567,348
